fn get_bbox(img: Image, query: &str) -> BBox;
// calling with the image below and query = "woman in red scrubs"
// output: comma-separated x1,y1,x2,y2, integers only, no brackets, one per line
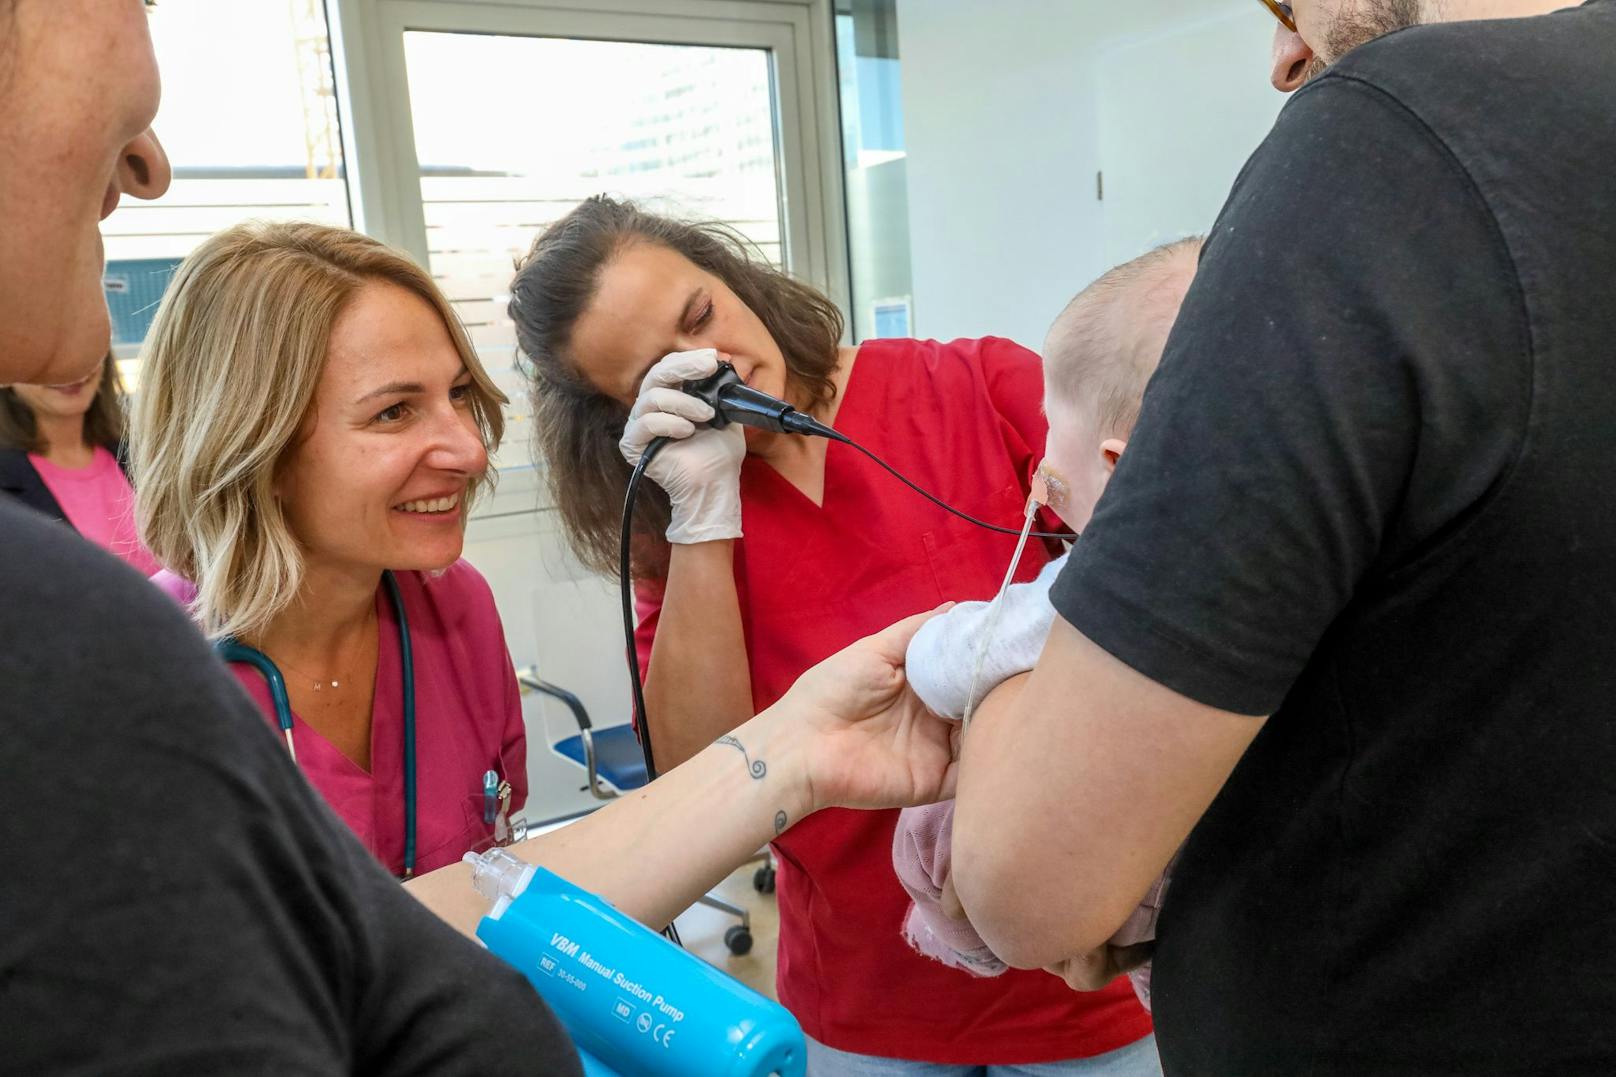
508,197,1157,1075
135,221,527,878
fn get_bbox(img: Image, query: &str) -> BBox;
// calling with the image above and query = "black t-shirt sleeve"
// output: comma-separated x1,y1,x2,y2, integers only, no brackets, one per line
0,504,580,1076
1051,74,1531,716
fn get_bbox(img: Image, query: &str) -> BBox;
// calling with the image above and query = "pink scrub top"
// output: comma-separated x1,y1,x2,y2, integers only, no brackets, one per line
30,446,161,577
153,560,528,876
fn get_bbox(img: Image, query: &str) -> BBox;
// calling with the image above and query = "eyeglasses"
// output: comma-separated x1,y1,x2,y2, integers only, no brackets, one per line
1258,0,1297,31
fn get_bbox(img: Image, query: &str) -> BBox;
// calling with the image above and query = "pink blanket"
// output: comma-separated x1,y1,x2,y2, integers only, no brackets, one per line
892,800,1167,1010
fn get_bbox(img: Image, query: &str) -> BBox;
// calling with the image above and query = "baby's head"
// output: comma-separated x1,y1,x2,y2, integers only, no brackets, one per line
1039,238,1201,530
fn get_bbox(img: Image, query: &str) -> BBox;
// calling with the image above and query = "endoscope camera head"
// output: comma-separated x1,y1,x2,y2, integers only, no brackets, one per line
681,360,844,441
682,361,746,430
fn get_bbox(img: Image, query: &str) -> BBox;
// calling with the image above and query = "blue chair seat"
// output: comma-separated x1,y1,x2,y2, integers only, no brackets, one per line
553,724,648,792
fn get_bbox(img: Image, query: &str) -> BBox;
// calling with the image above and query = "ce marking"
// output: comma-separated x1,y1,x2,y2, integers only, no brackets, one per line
651,1023,677,1048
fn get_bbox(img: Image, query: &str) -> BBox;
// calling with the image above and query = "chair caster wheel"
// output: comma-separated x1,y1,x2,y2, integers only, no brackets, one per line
724,926,754,956
753,865,776,894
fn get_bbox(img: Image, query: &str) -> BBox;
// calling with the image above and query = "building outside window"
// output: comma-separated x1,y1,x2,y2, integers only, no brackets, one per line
101,0,351,387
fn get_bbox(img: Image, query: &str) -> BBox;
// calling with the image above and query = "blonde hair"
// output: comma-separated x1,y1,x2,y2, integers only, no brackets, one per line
132,221,506,641
1044,237,1202,437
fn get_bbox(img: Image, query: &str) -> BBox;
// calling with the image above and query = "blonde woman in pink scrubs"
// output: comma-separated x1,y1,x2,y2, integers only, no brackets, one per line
0,352,161,576
136,221,526,878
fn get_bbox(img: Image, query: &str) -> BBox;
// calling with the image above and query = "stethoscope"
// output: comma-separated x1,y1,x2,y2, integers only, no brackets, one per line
216,570,420,878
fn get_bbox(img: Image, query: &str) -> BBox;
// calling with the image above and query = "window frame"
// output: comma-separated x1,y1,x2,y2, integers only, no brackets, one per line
327,0,850,319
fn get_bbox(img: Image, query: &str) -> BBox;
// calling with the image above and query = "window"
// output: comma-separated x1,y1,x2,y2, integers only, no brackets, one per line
400,29,785,470
102,0,350,382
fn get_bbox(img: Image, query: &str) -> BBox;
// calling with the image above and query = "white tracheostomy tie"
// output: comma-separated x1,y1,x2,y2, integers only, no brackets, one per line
960,480,1049,733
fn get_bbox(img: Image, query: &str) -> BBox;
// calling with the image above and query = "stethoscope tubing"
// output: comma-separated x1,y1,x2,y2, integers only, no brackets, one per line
386,570,418,878
215,639,300,762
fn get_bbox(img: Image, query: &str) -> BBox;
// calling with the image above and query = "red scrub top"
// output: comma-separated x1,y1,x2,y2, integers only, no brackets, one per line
636,337,1152,1063
155,560,528,876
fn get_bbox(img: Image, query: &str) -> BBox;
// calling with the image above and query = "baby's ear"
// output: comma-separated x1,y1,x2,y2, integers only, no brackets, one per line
1100,438,1127,473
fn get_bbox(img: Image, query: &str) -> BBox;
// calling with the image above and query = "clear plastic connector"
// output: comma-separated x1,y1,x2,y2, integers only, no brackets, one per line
464,846,534,904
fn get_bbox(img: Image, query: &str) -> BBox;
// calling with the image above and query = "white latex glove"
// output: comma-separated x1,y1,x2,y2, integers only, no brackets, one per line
619,348,747,544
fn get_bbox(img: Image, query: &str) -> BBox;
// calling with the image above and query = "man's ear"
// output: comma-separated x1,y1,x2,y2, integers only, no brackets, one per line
1100,438,1127,472
1271,26,1315,93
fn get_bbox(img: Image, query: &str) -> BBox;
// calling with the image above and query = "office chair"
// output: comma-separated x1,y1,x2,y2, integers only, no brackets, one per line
516,668,772,955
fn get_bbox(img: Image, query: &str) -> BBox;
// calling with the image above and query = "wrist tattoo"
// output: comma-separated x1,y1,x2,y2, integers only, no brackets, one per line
774,810,788,836
716,734,767,779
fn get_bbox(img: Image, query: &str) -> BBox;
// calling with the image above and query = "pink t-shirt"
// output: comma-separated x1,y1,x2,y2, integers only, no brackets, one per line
30,446,160,577
152,560,529,876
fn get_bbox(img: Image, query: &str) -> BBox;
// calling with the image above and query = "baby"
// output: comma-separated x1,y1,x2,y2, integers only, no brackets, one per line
895,237,1202,1010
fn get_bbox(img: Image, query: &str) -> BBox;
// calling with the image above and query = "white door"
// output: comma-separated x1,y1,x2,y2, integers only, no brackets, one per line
1097,8,1283,266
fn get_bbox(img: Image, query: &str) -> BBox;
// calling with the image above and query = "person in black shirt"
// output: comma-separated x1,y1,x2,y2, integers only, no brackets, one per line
0,2,961,1072
949,1,1616,1074
1,501,585,1074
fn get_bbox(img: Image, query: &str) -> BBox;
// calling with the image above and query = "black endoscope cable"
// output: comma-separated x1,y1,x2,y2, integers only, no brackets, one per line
618,421,1076,783
835,436,1074,542
619,443,683,946
619,440,669,784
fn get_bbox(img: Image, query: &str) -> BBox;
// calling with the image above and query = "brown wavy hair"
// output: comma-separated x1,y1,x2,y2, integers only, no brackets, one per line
0,352,126,454
509,196,844,580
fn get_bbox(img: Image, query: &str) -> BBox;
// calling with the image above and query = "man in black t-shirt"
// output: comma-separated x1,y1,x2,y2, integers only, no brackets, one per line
0,498,584,1074
0,5,579,1071
951,2,1616,1074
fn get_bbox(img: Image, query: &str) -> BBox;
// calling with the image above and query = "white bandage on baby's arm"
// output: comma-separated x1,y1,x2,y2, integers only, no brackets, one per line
905,553,1069,720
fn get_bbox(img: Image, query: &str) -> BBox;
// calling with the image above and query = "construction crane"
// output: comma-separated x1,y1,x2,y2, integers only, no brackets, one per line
290,0,341,180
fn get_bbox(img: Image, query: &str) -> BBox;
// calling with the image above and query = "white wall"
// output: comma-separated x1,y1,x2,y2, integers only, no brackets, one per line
1097,10,1284,267
897,0,1281,349
462,472,633,825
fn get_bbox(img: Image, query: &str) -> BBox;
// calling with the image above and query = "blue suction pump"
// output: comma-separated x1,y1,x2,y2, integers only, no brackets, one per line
467,849,806,1077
